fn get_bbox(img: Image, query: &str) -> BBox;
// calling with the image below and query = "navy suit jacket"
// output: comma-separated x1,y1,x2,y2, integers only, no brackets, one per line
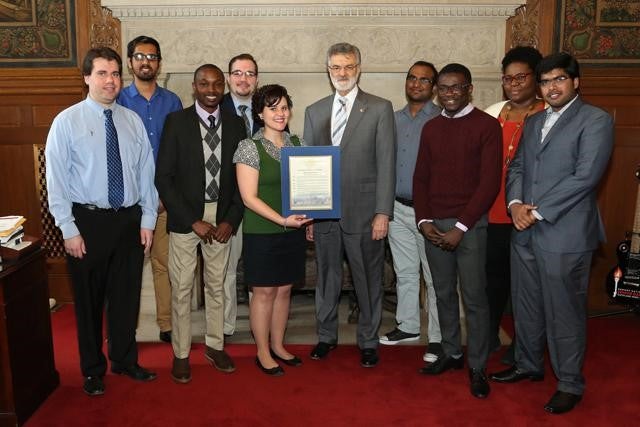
155,104,246,234
506,96,614,253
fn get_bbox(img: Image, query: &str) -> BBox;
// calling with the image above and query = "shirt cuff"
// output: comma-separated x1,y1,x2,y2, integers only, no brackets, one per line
60,221,80,240
141,214,157,231
417,219,433,229
507,199,523,210
531,209,543,221
455,222,468,232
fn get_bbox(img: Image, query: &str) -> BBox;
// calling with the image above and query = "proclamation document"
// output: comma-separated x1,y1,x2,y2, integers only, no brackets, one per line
281,146,341,218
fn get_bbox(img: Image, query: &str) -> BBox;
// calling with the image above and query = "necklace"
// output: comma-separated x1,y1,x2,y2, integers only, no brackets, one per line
501,99,544,168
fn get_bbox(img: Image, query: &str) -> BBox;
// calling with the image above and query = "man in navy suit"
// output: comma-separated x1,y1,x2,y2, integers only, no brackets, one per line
491,53,614,415
219,53,260,336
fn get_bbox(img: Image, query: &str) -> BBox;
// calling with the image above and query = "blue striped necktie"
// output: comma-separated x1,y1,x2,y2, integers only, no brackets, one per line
104,109,124,208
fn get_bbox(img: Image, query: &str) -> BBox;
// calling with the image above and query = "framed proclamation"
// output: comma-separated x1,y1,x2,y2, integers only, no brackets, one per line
281,146,341,219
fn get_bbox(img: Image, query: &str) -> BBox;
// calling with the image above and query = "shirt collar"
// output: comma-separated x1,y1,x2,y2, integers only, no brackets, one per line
440,103,474,119
230,92,251,111
195,101,220,124
86,95,115,114
546,94,579,117
333,86,359,105
400,101,440,119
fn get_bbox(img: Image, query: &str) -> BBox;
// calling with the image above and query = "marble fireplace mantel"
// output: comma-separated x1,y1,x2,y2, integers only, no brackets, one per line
101,0,523,134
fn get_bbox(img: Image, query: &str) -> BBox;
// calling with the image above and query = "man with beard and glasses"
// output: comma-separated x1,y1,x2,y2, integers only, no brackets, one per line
378,61,443,366
413,63,501,399
118,35,183,344
304,42,395,368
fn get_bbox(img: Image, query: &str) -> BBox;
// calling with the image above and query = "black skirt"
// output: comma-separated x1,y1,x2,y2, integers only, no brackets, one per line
242,229,306,286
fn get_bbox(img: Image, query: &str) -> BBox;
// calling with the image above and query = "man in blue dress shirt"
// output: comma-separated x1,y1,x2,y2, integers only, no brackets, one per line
46,47,159,396
118,35,183,344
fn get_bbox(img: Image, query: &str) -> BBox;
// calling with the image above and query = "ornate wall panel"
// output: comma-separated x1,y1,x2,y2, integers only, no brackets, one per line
104,1,522,132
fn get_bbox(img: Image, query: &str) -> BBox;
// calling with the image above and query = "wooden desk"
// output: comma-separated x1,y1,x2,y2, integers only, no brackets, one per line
0,248,59,426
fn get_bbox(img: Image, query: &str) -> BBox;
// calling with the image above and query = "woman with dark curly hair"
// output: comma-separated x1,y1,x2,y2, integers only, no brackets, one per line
233,84,311,376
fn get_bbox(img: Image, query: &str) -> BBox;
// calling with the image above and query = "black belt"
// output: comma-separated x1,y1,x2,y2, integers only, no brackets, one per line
395,197,413,207
73,203,136,213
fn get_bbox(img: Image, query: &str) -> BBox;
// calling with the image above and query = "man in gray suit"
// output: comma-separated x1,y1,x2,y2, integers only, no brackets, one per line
304,42,396,368
490,53,614,414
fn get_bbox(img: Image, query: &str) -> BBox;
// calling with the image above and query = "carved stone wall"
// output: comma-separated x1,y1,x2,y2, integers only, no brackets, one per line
102,0,522,133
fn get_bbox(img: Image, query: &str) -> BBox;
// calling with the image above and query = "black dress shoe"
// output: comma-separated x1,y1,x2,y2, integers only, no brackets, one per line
270,349,303,367
418,355,464,375
310,342,337,360
255,357,284,376
159,330,172,343
490,366,544,383
360,349,379,368
111,364,157,382
469,369,490,399
83,376,105,396
544,391,582,414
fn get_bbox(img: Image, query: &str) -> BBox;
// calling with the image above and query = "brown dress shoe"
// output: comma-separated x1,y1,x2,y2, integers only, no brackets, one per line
171,357,191,384
205,346,236,373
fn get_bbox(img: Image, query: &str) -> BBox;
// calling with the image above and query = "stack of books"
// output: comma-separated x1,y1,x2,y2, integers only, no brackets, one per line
0,215,26,249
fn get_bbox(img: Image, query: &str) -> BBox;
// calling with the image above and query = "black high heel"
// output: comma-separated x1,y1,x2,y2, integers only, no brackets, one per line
255,357,284,376
270,349,303,367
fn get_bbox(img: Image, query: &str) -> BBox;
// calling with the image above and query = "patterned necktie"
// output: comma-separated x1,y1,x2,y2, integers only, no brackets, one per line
104,109,124,208
332,97,347,146
204,115,221,201
238,104,252,138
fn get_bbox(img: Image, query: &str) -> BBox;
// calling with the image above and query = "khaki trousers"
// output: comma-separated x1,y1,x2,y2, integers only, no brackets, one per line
169,203,230,358
150,210,172,332
223,222,242,335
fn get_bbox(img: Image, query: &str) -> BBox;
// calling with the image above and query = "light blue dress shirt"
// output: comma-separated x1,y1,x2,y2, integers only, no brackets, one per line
117,84,183,162
45,96,158,239
394,101,441,199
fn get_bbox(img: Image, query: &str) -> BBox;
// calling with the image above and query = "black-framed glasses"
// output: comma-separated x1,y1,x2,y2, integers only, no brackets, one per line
539,75,570,87
406,75,434,85
327,64,359,73
132,52,159,62
502,72,531,86
436,83,470,95
230,70,257,78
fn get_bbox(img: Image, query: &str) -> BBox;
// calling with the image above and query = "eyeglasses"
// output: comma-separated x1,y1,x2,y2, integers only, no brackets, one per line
230,70,257,78
327,64,359,73
502,72,531,86
132,52,159,62
539,75,570,87
406,75,434,85
436,83,470,95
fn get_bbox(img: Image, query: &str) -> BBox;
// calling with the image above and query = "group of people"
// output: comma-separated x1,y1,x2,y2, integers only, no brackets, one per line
45,36,613,416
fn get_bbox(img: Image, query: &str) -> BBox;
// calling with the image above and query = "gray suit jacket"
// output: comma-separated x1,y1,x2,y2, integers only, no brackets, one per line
506,96,614,253
303,89,396,234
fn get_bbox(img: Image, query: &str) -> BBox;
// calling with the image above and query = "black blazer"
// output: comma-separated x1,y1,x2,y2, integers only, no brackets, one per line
155,104,246,234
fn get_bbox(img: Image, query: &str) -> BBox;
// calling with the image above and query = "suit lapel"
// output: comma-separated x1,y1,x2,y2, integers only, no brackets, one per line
340,91,367,147
540,97,583,150
318,96,333,146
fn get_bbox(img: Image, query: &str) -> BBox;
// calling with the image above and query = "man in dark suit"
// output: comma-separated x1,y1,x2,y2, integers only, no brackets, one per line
155,64,246,384
304,42,396,368
491,53,614,414
219,53,259,336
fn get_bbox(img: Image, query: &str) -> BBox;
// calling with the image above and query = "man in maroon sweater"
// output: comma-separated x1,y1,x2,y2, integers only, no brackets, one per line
413,63,502,399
